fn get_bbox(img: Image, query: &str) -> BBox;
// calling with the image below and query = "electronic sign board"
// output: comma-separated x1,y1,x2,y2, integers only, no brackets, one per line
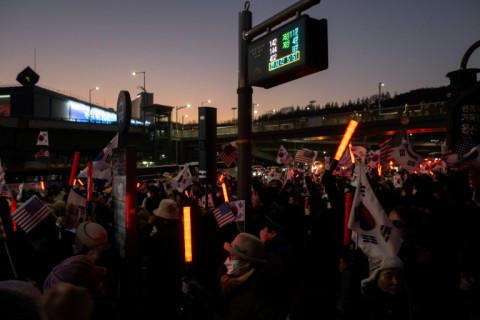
247,15,328,89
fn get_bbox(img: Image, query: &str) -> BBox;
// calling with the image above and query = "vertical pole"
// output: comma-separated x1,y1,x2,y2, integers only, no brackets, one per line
176,107,179,164
378,82,381,112
237,4,253,230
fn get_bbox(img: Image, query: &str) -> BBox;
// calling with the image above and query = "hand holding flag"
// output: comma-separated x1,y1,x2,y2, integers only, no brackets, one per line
213,202,235,228
220,141,238,167
277,145,293,165
11,195,53,233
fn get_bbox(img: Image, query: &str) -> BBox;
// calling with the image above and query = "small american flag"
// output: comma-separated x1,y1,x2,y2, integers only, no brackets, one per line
11,195,52,233
213,203,235,228
379,131,405,167
294,149,317,165
35,149,50,159
219,142,238,167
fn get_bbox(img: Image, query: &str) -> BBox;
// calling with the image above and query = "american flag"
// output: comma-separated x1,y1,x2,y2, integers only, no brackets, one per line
213,202,235,228
379,131,405,167
219,142,238,167
294,149,317,165
11,195,52,233
35,149,50,159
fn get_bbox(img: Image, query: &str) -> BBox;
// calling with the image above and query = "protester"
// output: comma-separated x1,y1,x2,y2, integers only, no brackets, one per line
183,232,286,319
0,279,42,320
361,256,413,320
38,282,95,320
43,254,116,319
259,210,301,316
72,221,110,259
138,198,185,319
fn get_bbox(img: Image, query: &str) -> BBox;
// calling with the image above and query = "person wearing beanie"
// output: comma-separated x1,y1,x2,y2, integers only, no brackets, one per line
71,221,112,264
74,221,108,251
360,256,413,320
43,255,118,319
38,282,95,320
0,280,42,320
138,197,185,319
182,232,285,319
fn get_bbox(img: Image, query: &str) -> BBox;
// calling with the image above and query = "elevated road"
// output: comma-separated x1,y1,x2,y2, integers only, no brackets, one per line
176,102,447,163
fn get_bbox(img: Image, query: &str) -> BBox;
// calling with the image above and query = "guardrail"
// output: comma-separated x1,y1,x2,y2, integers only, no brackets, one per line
171,101,447,139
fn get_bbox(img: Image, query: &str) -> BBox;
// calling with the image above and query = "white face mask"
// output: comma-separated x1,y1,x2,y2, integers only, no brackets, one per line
147,192,152,198
224,256,241,276
412,188,417,195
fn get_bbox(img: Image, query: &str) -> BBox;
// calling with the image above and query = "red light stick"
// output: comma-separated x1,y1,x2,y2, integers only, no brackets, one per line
68,151,80,187
87,161,93,202
343,192,353,246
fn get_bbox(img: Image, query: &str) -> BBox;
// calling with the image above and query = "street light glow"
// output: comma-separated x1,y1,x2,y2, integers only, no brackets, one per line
132,71,146,92
378,82,385,111
175,104,191,163
89,86,99,103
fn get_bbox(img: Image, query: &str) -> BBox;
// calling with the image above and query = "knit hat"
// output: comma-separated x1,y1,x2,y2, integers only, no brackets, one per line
0,280,42,320
75,221,108,248
153,199,180,220
0,280,41,302
43,255,107,294
361,256,404,290
224,233,266,263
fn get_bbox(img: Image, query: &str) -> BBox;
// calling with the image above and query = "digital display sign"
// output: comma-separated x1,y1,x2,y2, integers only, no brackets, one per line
247,15,328,89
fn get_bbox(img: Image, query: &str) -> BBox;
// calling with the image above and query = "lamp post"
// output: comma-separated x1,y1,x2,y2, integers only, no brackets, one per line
182,114,188,129
89,87,99,103
132,71,146,92
175,104,191,164
378,82,384,111
232,107,237,124
201,99,211,107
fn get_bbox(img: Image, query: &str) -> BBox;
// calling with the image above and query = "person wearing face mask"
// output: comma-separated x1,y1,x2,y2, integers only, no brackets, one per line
182,232,286,320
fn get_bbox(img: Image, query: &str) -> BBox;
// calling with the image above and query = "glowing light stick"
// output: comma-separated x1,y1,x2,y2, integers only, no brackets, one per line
183,206,193,262
334,120,359,161
222,183,229,203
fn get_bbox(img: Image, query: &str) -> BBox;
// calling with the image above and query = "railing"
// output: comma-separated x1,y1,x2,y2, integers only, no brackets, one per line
171,101,447,139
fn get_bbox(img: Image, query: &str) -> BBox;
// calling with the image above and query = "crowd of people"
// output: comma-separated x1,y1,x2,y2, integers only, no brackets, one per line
0,161,479,319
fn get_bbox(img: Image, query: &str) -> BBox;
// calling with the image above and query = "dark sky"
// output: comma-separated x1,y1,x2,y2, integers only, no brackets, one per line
1,0,479,122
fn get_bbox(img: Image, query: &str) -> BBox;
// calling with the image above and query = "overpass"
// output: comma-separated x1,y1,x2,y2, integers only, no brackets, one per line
175,102,447,164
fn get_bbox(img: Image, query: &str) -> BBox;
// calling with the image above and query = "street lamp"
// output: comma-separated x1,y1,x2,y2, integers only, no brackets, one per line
201,99,211,107
232,107,237,123
175,104,191,132
182,114,188,129
378,82,384,111
132,71,146,92
175,104,190,164
89,86,99,103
